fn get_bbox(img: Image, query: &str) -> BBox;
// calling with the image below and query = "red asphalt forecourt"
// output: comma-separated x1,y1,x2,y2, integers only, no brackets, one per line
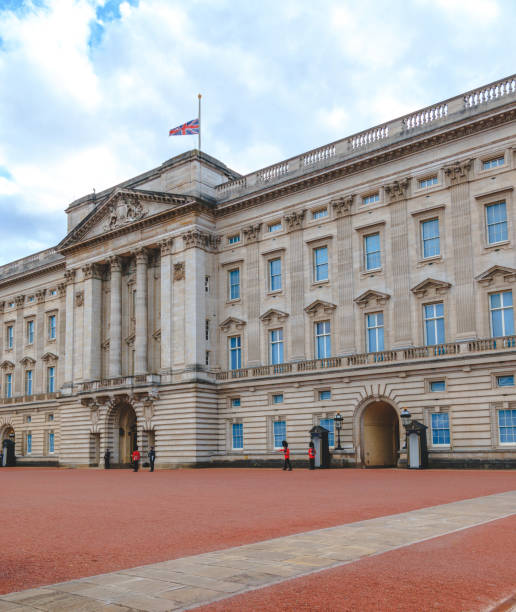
1,468,515,609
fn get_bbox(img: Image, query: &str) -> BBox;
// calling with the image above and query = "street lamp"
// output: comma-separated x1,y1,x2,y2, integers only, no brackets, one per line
400,408,412,428
334,412,343,450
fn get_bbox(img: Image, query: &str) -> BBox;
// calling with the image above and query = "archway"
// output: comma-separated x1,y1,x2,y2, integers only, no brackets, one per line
361,401,399,467
1,425,15,443
117,404,137,465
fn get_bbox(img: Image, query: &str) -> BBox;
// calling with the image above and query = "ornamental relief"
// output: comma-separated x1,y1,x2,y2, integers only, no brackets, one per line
104,196,147,231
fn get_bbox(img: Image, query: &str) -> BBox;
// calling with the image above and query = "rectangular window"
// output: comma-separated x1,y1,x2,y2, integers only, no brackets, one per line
205,319,210,341
319,390,331,400
232,423,243,450
418,176,438,189
366,312,384,352
312,208,328,220
313,246,328,282
320,418,335,447
26,415,31,424
48,432,55,453
231,398,241,408
431,413,450,445
273,420,286,448
27,296,34,303
229,336,242,370
497,375,514,387
228,234,240,244
486,202,508,244
424,303,445,346
205,275,210,293
269,329,284,365
26,433,32,454
48,315,56,340
315,320,331,359
268,222,282,232
205,351,210,366
499,409,516,444
47,413,54,422
362,193,380,205
430,380,446,392
490,291,514,337
49,289,57,296
7,325,13,349
25,370,33,396
272,394,283,404
364,233,381,270
27,320,34,344
269,258,282,292
47,366,55,393
5,373,12,398
229,269,240,300
421,219,440,258
483,156,505,170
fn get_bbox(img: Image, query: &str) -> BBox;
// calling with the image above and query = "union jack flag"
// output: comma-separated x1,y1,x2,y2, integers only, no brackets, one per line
169,118,200,136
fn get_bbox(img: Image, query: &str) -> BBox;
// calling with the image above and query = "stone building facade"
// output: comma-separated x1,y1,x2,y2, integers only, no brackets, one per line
2,75,516,468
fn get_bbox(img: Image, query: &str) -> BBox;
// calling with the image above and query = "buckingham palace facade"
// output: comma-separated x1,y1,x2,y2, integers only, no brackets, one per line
2,75,516,468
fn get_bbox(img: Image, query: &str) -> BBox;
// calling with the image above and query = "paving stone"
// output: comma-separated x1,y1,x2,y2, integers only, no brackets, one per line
158,587,223,605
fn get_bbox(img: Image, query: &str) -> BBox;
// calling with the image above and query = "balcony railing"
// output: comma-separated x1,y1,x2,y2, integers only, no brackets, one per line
215,336,516,381
76,374,160,393
0,392,59,405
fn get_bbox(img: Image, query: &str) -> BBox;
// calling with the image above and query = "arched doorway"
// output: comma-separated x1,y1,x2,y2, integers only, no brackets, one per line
1,425,15,443
118,404,137,465
362,401,399,467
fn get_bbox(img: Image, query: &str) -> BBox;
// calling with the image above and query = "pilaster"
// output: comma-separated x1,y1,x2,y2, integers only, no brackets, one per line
63,270,76,389
108,256,122,378
243,223,262,366
183,234,206,370
285,211,306,361
159,238,174,373
14,294,24,395
35,289,46,393
82,264,102,381
134,249,148,375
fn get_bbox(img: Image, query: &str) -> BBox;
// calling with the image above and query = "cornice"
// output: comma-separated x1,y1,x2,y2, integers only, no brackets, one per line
0,260,65,290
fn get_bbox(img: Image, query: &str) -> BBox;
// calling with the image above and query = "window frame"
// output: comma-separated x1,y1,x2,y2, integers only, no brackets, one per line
228,335,242,370
366,311,384,353
47,366,56,393
272,419,286,449
423,302,445,346
315,320,331,359
6,324,14,349
421,218,441,259
313,245,329,283
489,291,514,338
26,319,35,345
498,408,516,445
485,201,508,246
25,369,33,396
228,267,241,301
228,233,241,245
5,373,13,398
312,207,328,220
431,412,451,446
363,232,381,271
362,192,380,205
267,221,282,233
319,417,335,447
268,257,282,293
47,313,57,340
417,175,439,190
269,328,284,365
231,422,244,450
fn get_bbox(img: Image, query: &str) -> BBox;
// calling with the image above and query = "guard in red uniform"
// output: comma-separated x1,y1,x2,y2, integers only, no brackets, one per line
131,447,141,472
308,441,316,470
277,440,292,471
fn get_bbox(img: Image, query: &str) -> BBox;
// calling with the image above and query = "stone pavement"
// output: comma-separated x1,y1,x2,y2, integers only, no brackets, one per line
1,490,515,612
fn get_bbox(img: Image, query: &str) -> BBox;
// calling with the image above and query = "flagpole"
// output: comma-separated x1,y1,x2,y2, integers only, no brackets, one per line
198,93,202,151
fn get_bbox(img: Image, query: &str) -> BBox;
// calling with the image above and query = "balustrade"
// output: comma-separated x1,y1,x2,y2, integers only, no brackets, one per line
256,162,289,183
464,77,516,108
403,104,448,130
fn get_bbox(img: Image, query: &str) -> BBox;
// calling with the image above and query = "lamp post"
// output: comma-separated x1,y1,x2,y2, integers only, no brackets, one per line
334,412,343,450
400,408,412,428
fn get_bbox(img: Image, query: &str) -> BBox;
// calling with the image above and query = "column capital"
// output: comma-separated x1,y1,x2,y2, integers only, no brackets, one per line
108,255,122,272
384,178,410,202
64,269,76,285
159,237,174,256
182,230,220,251
0,301,5,314
331,195,354,217
35,289,46,304
57,282,67,297
15,294,25,309
242,223,262,244
443,159,473,186
133,248,149,264
82,263,102,280
284,209,306,232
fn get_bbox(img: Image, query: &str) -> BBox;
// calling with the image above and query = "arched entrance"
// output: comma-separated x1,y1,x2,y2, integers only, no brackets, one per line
118,404,137,465
1,425,15,443
362,401,399,467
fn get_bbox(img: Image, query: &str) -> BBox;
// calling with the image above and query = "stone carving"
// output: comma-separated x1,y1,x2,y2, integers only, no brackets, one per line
242,223,262,243
104,196,146,231
475,265,516,287
443,159,472,186
182,230,220,251
219,317,246,332
75,291,84,307
0,301,4,314
41,352,59,364
331,195,354,217
35,289,46,304
82,263,102,280
64,269,76,285
15,295,25,308
133,248,148,265
284,209,306,231
0,360,15,371
384,178,410,202
108,255,122,272
304,300,337,317
173,262,185,281
354,289,391,309
20,356,36,367
159,237,174,256
411,278,452,298
259,308,289,324
57,282,66,297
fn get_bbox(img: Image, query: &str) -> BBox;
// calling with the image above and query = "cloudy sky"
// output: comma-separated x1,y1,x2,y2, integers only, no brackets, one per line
0,0,515,264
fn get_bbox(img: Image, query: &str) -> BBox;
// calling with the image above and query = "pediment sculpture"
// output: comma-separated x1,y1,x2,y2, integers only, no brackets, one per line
104,196,147,231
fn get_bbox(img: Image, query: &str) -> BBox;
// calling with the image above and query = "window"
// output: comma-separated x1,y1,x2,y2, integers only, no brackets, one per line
269,329,284,364
47,366,55,393
231,398,241,408
269,258,282,292
205,275,210,293
499,409,516,444
418,176,438,189
313,246,328,282
273,420,286,448
421,219,440,258
205,351,210,366
27,296,34,302
268,222,282,232
205,319,210,341
48,315,56,340
229,336,242,370
272,394,283,404
27,320,34,344
49,289,57,296
229,269,240,300
483,156,505,170
47,413,54,422
362,193,379,205
364,233,381,270
26,433,32,454
25,370,33,396
315,321,331,359
431,413,450,445
8,302,14,308
430,380,446,392
312,208,328,220
486,202,508,244
490,292,514,337
26,415,31,424
366,313,384,352
228,234,240,244
319,390,331,400
424,303,445,346
232,423,243,450
48,432,55,453
7,325,13,349
5,373,12,398
497,375,514,387
320,418,335,447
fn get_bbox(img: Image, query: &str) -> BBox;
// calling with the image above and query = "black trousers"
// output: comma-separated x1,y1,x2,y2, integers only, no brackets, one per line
149,459,155,472
283,458,292,470
309,458,315,470
104,459,110,469
133,460,139,472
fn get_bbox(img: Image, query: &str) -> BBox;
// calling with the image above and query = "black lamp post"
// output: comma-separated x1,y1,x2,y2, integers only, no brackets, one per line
400,408,412,428
334,412,343,450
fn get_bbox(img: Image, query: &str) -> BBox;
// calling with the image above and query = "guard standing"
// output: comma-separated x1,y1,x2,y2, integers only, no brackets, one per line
308,441,315,470
104,448,111,470
148,446,155,472
131,447,141,472
277,440,292,471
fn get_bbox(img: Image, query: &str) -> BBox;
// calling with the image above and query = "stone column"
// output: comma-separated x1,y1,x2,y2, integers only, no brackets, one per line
242,224,262,366
63,269,76,389
14,294,25,395
285,210,306,361
56,282,66,390
35,289,46,393
385,178,412,347
134,249,148,375
159,238,174,373
444,160,476,339
82,264,102,381
108,256,122,378
332,196,355,354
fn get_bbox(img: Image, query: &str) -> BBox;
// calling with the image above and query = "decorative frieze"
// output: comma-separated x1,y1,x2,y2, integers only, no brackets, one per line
82,263,102,280
384,178,410,202
57,282,66,297
104,195,146,231
64,269,76,285
15,295,25,309
182,230,220,251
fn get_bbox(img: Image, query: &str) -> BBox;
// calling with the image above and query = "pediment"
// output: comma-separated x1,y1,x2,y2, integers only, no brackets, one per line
354,290,390,308
259,309,289,324
304,300,337,316
20,356,36,367
476,265,516,286
58,188,195,250
41,352,59,362
0,360,15,370
411,278,452,298
219,317,246,332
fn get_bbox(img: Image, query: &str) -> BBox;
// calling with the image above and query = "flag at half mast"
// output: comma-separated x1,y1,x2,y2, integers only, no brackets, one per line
169,118,199,136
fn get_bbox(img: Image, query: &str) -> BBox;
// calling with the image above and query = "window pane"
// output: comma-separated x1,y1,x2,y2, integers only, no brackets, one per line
314,247,329,281
273,421,286,447
232,423,243,449
499,409,516,443
432,413,450,445
319,418,334,446
497,375,514,387
269,259,282,291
